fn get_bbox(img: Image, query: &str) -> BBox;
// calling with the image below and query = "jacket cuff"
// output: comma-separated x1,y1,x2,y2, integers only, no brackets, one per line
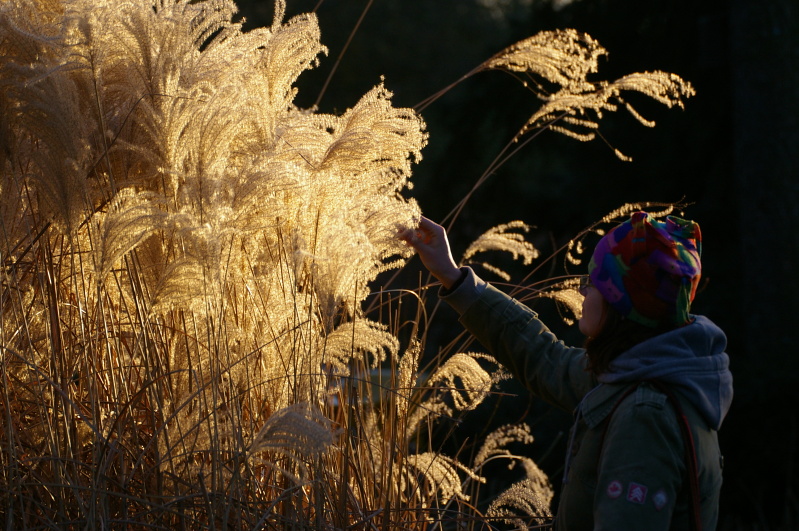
439,267,488,315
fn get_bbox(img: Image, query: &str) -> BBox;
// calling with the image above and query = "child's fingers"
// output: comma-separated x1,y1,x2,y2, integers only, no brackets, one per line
418,229,432,245
397,227,424,248
398,217,437,247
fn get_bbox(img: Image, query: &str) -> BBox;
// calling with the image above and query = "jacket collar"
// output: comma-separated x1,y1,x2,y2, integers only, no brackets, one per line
579,383,630,429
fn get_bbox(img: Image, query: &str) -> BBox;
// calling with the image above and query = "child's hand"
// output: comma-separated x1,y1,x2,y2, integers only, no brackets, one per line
399,217,462,290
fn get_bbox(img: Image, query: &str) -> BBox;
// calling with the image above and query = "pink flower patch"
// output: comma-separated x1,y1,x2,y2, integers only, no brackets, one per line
606,480,623,499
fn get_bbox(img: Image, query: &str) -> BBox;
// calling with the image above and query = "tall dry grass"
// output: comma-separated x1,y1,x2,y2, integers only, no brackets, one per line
0,0,693,528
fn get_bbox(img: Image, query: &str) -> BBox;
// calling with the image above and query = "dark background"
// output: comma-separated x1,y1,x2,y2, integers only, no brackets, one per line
237,0,798,527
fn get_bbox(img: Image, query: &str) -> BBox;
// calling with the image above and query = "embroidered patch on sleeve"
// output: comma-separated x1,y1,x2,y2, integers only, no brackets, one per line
606,480,623,499
653,489,668,511
626,482,648,504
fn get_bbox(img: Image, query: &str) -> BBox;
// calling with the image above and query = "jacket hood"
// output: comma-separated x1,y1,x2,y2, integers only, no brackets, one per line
597,315,733,430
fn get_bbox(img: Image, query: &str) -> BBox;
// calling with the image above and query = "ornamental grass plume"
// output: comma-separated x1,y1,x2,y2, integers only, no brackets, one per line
1,0,548,526
489,29,695,158
422,28,694,162
0,0,431,525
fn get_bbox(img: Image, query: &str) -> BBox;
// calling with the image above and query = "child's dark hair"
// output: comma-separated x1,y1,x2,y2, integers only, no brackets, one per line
584,304,676,375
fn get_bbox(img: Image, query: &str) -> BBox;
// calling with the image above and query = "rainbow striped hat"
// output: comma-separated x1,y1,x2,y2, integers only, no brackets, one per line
588,211,702,328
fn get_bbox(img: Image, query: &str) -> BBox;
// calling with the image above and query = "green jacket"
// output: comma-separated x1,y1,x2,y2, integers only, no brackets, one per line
442,270,732,530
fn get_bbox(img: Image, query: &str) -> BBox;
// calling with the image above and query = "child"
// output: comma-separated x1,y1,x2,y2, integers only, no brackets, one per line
401,212,733,530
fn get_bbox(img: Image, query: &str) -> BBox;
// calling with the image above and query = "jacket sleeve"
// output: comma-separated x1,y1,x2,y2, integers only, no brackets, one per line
593,385,686,530
440,267,596,413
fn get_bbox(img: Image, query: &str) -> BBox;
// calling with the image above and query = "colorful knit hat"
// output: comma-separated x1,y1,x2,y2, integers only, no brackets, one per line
588,211,702,328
